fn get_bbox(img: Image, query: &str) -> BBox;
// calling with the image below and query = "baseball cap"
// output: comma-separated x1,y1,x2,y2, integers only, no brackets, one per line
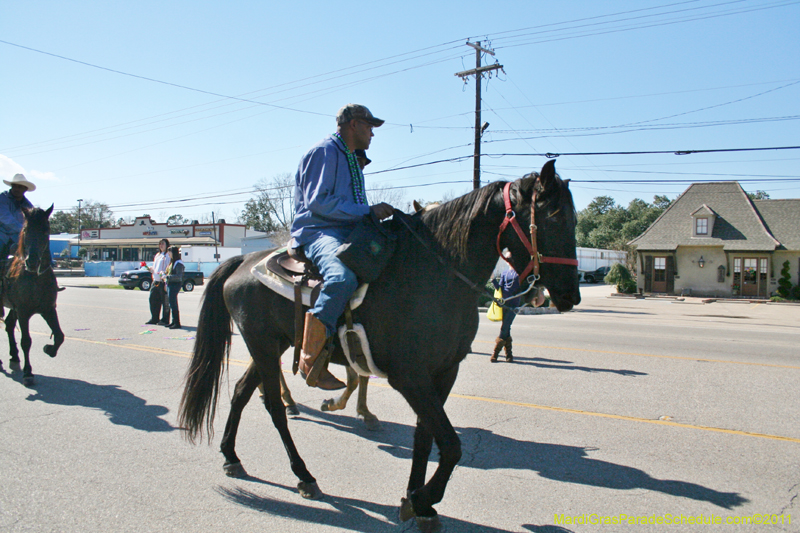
336,104,384,127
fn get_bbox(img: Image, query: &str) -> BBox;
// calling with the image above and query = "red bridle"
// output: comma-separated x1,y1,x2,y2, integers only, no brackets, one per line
496,181,578,280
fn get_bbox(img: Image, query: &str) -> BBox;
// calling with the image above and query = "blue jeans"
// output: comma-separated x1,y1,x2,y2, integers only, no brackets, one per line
303,234,358,336
500,306,517,339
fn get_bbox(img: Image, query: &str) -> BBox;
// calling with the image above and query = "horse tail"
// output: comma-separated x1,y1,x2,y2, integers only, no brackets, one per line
178,255,245,444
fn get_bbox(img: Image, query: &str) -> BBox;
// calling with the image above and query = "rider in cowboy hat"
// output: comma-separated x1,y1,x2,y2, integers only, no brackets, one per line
0,173,36,256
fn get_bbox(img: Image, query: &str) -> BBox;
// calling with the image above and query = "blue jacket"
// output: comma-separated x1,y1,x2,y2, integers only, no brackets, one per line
0,191,33,246
493,267,521,308
290,135,371,247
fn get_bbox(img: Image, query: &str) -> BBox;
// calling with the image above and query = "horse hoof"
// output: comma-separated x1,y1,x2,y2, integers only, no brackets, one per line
399,497,416,522
43,345,58,358
320,399,334,412
416,514,442,533
22,375,35,387
223,462,247,478
359,415,382,432
297,481,323,500
285,405,300,417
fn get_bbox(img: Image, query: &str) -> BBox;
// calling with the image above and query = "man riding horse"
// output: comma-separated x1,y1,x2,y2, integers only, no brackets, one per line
0,174,36,260
290,104,394,390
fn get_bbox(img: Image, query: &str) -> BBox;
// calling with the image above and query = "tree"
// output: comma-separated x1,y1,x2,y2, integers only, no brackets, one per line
238,173,294,233
50,210,77,234
748,190,770,200
577,195,671,272
167,214,190,226
49,200,114,234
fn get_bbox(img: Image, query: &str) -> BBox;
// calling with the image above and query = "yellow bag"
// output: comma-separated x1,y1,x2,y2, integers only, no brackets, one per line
487,288,503,322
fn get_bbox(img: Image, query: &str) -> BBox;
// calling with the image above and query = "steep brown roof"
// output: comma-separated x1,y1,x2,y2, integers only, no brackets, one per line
629,182,779,251
753,199,800,251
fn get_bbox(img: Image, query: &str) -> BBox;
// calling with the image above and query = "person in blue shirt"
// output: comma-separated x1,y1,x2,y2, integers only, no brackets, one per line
290,104,394,390
0,174,36,257
491,254,521,363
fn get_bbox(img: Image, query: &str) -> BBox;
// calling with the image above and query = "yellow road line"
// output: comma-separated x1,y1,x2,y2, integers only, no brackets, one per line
29,332,800,443
474,339,800,370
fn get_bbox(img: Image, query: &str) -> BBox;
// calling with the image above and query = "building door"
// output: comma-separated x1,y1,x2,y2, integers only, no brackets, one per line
742,257,759,296
652,256,667,293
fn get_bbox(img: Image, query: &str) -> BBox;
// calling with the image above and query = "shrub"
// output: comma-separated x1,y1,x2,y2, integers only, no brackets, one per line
791,285,800,301
604,263,636,293
777,260,792,298
479,280,495,307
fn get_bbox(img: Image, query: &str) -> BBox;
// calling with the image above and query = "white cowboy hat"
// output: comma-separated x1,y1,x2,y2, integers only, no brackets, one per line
3,173,36,192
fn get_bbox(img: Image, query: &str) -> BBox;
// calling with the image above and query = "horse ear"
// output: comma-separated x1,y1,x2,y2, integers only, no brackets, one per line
46,204,54,217
518,173,538,200
539,159,557,190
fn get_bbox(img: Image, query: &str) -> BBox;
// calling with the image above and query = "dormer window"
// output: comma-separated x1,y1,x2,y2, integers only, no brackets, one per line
691,204,716,238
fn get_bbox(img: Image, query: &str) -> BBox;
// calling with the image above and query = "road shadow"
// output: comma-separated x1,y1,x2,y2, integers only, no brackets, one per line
290,406,746,510
215,479,521,532
6,372,174,432
469,352,646,376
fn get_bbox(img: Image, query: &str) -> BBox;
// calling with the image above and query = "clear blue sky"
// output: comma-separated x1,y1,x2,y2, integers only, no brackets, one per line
2,0,798,226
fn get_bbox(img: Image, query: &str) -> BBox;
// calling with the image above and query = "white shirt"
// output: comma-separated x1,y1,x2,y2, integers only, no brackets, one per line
152,252,170,282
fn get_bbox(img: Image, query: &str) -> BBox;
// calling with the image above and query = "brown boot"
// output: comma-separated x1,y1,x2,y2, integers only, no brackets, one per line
490,337,505,363
504,337,513,362
298,313,345,390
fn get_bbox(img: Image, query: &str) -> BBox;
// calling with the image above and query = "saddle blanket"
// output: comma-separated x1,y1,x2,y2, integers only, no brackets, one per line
251,249,368,309
251,250,386,378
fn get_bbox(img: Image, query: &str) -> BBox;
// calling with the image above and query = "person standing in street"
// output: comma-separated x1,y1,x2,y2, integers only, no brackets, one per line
165,246,185,329
145,238,170,325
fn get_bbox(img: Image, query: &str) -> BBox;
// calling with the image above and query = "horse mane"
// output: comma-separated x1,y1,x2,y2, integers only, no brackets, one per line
420,181,506,264
7,207,49,279
7,227,26,279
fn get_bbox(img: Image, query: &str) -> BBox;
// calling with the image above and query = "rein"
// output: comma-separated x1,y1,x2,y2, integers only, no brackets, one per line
395,212,487,298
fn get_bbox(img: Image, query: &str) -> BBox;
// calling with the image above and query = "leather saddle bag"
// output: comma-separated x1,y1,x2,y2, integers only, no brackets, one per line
335,213,397,283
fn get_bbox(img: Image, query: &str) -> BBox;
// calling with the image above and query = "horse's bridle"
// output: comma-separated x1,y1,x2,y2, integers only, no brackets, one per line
496,181,578,282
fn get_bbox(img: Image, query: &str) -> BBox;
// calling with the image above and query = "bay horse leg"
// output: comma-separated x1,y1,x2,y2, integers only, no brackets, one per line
246,340,322,500
219,361,262,478
355,374,382,431
398,364,461,526
17,315,34,386
321,365,359,413
40,307,65,358
278,361,299,416
5,308,20,366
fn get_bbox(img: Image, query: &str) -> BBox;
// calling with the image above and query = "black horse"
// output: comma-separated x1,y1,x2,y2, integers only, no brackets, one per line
1,206,65,386
178,161,580,530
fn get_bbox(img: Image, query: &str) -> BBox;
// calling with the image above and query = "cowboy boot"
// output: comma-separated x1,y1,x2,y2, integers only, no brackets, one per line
490,337,505,363
504,337,513,362
298,312,345,390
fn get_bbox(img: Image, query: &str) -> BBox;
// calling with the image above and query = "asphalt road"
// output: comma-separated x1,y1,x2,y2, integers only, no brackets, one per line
1,282,798,532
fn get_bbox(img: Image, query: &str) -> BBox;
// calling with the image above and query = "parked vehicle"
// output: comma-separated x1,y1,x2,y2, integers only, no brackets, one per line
582,266,611,284
118,269,204,292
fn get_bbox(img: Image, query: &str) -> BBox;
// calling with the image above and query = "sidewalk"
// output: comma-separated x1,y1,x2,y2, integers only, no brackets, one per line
58,276,120,287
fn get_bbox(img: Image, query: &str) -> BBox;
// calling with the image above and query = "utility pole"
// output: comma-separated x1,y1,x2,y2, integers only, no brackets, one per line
455,41,503,189
77,199,83,256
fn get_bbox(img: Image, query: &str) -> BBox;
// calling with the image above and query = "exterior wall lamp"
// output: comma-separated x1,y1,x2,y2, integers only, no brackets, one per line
698,256,705,268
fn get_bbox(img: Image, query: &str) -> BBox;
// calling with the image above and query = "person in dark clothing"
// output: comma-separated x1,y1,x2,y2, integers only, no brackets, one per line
491,255,521,362
165,246,185,329
146,238,171,325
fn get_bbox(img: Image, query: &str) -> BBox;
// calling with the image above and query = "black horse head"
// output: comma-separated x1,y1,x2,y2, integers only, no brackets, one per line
500,160,580,312
12,205,54,277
